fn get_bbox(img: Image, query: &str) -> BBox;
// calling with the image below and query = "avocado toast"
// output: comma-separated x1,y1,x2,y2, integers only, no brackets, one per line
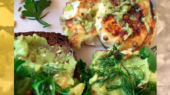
14,0,157,94
14,32,84,95
77,45,156,95
14,32,156,95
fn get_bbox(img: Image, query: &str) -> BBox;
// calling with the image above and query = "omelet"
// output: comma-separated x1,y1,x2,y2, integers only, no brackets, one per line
60,0,156,50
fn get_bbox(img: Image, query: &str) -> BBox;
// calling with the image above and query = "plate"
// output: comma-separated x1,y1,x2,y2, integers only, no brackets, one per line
14,0,157,65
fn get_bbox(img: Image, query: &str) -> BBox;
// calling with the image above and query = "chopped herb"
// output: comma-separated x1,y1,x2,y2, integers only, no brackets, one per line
22,0,51,28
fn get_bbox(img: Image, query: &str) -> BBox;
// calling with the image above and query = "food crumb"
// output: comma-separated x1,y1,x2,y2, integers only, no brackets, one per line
133,42,138,47
18,6,22,12
20,14,25,19
18,0,25,4
14,21,17,27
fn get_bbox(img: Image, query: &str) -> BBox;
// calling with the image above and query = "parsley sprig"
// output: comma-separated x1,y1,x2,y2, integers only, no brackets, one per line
22,0,51,28
14,59,70,95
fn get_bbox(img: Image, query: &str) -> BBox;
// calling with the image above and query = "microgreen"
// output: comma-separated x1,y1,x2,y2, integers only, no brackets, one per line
22,0,51,28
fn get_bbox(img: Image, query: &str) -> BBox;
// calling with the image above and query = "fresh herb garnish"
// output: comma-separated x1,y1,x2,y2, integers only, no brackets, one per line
140,45,156,73
14,59,70,95
77,59,93,95
138,82,156,95
99,45,126,70
81,45,156,95
22,0,51,28
151,46,157,54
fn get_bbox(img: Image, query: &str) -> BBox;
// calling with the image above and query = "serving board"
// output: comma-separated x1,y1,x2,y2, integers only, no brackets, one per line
14,0,157,65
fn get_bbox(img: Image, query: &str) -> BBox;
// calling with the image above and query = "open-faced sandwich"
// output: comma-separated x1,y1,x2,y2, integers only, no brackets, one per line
14,32,85,95
14,32,156,95
60,0,156,50
77,45,157,95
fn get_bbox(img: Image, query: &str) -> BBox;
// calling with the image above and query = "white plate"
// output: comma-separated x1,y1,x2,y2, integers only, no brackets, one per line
14,0,157,65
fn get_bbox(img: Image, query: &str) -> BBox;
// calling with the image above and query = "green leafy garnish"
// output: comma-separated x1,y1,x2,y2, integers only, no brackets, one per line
77,59,93,95
78,45,156,95
139,82,156,95
99,45,126,70
22,0,51,28
14,59,70,95
140,45,156,73
151,46,157,53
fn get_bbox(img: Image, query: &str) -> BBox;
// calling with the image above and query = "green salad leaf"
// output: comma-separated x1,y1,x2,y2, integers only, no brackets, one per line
22,0,51,28
140,45,157,73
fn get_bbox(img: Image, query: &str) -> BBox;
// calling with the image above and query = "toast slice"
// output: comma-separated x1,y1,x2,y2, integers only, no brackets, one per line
15,31,81,80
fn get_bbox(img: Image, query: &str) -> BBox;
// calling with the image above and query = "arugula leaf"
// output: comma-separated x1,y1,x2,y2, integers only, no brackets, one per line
22,0,51,28
140,45,156,73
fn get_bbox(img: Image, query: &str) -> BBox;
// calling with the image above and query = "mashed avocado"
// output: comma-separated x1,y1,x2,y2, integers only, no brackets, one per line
14,34,85,95
88,49,156,95
64,4,74,12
